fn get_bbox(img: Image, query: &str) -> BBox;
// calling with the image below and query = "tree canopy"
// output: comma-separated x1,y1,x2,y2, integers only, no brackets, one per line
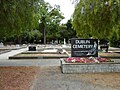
72,0,120,40
0,0,41,43
0,0,65,44
38,2,64,44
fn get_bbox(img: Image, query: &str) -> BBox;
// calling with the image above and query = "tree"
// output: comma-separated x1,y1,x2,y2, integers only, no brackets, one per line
66,19,76,39
58,19,76,43
72,0,120,39
38,2,64,44
0,0,40,43
20,29,42,44
0,0,65,44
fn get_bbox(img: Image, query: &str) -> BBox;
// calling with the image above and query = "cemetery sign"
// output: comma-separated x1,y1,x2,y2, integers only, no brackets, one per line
71,38,98,57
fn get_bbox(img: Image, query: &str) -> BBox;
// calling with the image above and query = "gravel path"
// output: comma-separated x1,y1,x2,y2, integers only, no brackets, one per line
32,66,120,90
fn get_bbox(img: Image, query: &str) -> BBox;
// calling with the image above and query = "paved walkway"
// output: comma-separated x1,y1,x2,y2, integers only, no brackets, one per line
0,47,28,60
0,47,60,66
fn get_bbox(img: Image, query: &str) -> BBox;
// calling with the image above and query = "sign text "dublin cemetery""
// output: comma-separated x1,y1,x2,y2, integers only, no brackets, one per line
71,38,98,57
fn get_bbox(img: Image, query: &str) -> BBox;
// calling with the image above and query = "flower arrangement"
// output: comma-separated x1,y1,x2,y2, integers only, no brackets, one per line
64,57,112,63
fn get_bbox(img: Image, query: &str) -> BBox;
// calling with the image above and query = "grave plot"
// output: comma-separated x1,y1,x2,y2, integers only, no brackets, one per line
99,52,120,59
9,48,69,59
0,44,27,54
0,49,11,54
0,42,10,54
64,47,120,59
66,51,120,59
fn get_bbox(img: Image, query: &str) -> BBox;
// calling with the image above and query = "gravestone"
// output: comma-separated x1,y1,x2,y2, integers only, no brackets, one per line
16,44,20,48
62,38,67,48
64,38,66,45
28,45,36,51
0,42,4,47
71,38,98,57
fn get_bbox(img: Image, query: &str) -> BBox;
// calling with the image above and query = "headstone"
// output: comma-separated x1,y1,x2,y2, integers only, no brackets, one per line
0,42,4,47
52,40,54,44
28,45,36,51
100,44,109,52
71,38,98,57
62,38,67,48
57,48,63,54
16,44,20,48
64,38,66,45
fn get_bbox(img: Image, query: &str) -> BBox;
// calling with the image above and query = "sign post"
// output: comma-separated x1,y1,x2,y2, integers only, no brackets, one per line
71,38,98,57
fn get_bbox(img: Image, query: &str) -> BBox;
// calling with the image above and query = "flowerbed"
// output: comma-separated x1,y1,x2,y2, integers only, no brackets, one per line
64,57,112,63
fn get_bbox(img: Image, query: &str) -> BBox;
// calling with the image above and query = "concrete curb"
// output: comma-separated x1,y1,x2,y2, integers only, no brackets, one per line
0,50,11,54
9,56,69,59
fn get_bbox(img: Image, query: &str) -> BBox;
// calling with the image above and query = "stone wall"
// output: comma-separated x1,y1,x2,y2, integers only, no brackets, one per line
61,59,120,73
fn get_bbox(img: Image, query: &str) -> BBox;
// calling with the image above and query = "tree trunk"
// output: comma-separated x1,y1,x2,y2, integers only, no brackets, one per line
43,28,46,44
17,36,22,44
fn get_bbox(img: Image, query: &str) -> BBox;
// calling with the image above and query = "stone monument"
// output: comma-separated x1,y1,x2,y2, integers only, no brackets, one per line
0,42,4,48
62,38,67,48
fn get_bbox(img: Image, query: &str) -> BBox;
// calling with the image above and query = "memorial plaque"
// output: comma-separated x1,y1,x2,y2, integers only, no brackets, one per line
71,38,98,57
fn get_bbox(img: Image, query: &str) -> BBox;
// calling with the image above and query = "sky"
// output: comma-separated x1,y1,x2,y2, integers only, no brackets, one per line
44,0,75,23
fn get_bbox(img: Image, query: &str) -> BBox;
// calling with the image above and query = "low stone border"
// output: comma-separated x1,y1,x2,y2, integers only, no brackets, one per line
9,55,69,59
100,56,120,59
22,51,60,54
0,50,11,54
61,59,120,73
10,47,25,50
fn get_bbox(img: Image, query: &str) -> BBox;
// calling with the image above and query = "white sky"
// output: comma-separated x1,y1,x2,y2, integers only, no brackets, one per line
44,0,75,23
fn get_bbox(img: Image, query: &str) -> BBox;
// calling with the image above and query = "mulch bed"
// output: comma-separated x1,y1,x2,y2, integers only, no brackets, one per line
0,66,39,90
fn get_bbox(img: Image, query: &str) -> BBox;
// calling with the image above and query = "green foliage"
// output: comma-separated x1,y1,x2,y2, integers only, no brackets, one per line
72,0,120,39
38,2,64,44
109,25,120,47
0,0,40,43
109,31,120,47
0,0,64,44
21,29,42,43
58,19,76,42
